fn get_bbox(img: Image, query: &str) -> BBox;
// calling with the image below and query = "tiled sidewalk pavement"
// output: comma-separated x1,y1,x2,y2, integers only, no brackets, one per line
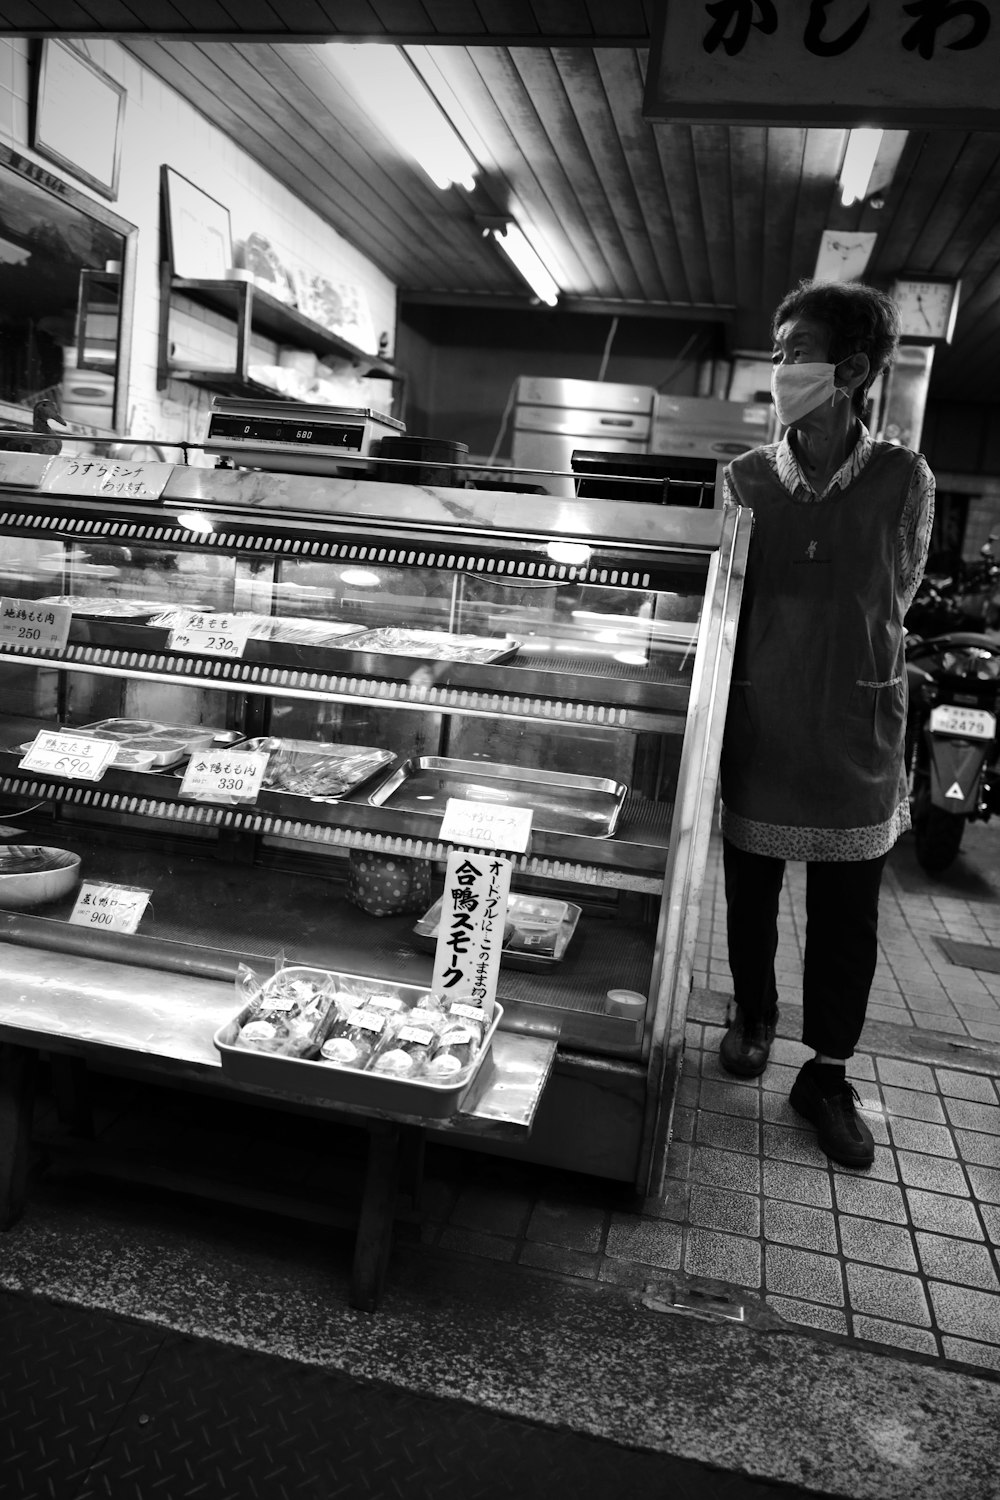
420,1025,1000,1379
418,823,1000,1381
666,1020,1000,1373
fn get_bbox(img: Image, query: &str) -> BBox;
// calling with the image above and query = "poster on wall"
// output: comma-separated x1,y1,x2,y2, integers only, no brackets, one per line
32,40,127,200
161,166,233,281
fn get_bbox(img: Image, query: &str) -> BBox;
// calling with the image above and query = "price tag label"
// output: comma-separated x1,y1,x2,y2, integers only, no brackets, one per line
168,612,254,659
179,748,268,805
438,796,533,853
0,453,47,489
69,882,151,933
18,730,118,781
40,456,172,502
0,597,71,654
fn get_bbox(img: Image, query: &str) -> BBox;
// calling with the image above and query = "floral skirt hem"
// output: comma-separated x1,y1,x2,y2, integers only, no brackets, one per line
719,799,911,863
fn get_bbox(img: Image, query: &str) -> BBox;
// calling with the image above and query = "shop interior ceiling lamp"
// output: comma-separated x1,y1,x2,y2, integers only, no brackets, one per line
330,45,478,191
488,222,561,306
838,128,884,207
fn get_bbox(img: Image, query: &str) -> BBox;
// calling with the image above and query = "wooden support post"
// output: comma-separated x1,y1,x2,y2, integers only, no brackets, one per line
350,1122,402,1313
50,1055,94,1138
0,1043,38,1230
398,1123,425,1211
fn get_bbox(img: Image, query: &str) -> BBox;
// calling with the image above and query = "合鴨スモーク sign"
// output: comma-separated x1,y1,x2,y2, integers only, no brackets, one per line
644,1,998,125
431,849,512,1020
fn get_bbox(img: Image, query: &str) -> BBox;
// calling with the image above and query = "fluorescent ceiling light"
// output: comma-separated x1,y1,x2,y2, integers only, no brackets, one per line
839,128,883,207
175,510,214,534
489,223,561,306
330,45,477,191
547,541,591,566
339,567,380,587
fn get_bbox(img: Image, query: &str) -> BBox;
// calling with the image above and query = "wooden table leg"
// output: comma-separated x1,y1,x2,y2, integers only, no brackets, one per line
350,1122,403,1314
0,1042,38,1230
50,1055,94,1138
398,1123,425,1211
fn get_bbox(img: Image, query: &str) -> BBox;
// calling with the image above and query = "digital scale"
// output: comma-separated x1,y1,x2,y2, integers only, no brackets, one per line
203,397,405,475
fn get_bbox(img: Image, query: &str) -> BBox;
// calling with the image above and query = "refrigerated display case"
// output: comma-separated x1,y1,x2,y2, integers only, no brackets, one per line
0,452,749,1193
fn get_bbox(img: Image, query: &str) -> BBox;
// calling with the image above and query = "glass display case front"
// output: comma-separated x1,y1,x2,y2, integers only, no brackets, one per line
0,455,749,1189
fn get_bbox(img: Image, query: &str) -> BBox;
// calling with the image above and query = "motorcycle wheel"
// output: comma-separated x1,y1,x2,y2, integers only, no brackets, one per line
913,801,966,873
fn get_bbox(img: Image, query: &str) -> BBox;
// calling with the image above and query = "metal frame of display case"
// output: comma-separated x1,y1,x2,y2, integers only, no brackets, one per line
0,454,749,1194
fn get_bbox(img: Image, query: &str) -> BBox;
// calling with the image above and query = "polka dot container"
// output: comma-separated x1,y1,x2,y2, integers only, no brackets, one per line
346,850,434,916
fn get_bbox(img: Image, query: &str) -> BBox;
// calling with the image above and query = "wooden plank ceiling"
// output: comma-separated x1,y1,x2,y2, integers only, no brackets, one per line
4,2,1000,403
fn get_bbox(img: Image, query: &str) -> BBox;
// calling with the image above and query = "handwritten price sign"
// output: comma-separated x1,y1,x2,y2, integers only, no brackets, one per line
0,597,71,655
18,730,118,782
179,748,268,805
168,612,254,660
438,796,533,854
69,882,151,933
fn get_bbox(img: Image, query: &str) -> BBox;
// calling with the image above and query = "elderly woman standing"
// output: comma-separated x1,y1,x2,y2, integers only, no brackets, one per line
718,278,935,1170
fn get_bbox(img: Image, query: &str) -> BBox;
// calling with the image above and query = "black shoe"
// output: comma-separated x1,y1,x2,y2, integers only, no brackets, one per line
719,1006,778,1078
789,1061,875,1169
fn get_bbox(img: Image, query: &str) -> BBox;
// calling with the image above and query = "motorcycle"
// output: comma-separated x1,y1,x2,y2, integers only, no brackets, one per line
904,630,1000,873
953,532,1000,634
906,533,1000,638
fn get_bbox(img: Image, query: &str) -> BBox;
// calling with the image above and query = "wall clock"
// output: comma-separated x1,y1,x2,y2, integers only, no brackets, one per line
889,277,961,344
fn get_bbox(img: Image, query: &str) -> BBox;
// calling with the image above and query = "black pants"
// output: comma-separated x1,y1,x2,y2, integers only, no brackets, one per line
722,838,888,1060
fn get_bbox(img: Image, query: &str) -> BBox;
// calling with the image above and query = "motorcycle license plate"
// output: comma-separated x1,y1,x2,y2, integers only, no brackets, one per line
929,704,996,741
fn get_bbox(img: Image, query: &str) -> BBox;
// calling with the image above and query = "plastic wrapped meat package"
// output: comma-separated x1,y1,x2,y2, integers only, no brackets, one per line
221,963,502,1114
234,963,337,1057
232,964,490,1080
145,607,360,647
243,737,395,799
412,892,581,970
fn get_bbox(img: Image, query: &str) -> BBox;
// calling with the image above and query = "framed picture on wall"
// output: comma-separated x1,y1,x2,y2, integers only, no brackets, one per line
161,166,233,281
31,40,127,201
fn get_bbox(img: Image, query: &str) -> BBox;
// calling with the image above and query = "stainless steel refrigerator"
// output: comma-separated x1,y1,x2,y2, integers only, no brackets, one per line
510,376,655,496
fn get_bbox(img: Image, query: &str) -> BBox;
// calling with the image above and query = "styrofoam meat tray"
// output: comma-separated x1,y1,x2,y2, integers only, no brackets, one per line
412,892,582,971
214,974,502,1118
78,718,218,769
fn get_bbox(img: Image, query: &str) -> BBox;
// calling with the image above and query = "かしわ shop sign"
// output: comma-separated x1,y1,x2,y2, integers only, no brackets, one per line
644,1,998,125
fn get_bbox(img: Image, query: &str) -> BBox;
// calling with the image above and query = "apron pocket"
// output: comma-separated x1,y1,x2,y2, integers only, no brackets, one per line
723,681,759,766
845,676,905,772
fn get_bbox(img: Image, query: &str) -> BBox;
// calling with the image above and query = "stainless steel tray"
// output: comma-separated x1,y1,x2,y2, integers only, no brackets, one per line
369,756,627,838
214,972,502,1118
412,892,582,972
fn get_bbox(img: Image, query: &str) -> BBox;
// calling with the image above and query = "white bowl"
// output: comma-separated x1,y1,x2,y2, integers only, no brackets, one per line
0,847,81,908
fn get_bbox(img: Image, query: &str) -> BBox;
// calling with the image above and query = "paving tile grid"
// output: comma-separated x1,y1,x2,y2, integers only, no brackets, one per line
417,826,1000,1382
419,1022,1000,1381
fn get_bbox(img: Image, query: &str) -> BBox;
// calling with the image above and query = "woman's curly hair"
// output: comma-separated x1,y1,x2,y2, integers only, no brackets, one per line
771,279,901,416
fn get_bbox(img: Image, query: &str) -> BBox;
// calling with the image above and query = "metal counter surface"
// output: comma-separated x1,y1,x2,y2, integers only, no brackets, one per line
0,944,555,1139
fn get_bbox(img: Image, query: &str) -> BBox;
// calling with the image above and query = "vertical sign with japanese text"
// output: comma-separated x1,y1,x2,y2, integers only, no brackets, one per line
645,1,998,125
430,848,512,1022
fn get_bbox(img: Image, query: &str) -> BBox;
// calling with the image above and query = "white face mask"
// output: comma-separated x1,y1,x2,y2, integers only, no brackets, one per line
770,361,847,428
